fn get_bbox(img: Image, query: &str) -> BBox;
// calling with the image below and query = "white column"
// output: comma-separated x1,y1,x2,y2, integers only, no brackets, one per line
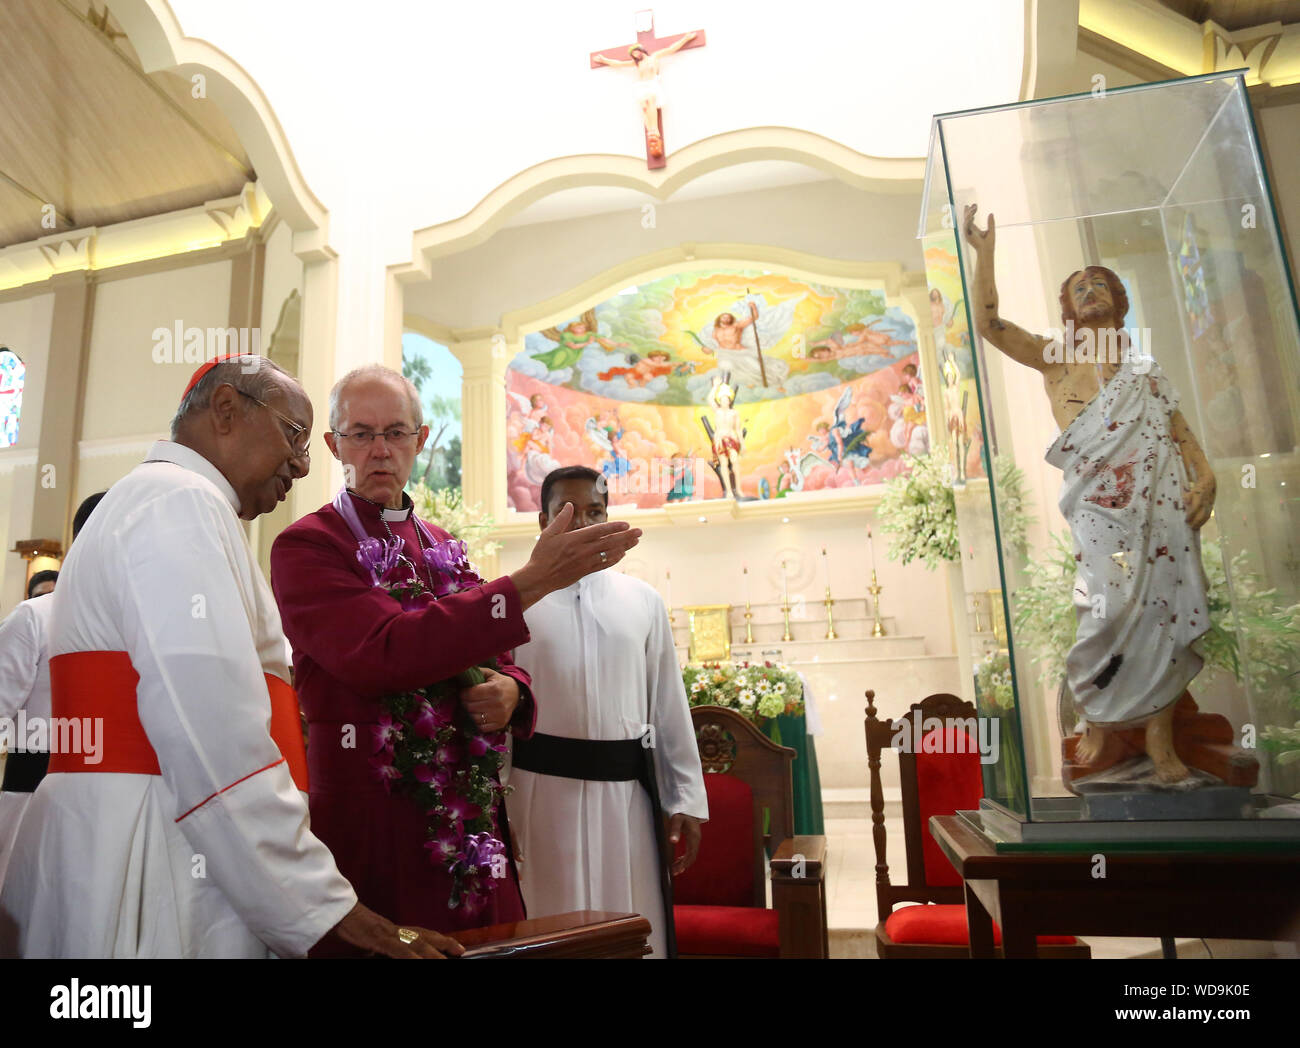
449,331,510,579
292,247,341,518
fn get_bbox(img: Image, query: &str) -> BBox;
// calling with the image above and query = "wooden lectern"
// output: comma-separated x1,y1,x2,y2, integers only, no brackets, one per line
455,911,652,959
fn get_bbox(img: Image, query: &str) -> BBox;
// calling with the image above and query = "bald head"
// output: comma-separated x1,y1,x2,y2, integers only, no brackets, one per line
325,365,430,508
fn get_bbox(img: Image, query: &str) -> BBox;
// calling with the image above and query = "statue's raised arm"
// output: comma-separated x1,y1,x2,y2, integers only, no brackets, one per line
962,204,1054,372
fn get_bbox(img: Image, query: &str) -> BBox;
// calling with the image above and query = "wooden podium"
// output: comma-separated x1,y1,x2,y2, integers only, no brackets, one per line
455,911,652,959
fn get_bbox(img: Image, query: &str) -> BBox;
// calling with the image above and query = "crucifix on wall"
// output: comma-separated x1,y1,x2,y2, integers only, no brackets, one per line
590,10,706,169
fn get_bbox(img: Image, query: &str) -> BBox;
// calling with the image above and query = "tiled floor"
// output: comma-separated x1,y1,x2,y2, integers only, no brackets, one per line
820,810,1297,960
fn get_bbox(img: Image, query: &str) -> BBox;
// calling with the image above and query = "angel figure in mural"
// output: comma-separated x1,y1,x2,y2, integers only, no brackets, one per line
700,374,745,500
664,449,696,502
597,349,675,387
809,387,872,471
582,411,636,485
593,33,698,160
513,416,560,485
888,379,929,457
584,407,623,455
531,310,630,372
841,318,912,358
779,446,824,495
688,294,799,392
507,391,549,436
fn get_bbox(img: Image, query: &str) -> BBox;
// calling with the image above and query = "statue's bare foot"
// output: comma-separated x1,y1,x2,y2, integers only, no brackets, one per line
1074,723,1106,766
1146,706,1190,783
1152,752,1191,783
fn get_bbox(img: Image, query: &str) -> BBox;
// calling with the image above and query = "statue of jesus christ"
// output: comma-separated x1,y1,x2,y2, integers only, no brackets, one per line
594,33,697,159
963,204,1218,784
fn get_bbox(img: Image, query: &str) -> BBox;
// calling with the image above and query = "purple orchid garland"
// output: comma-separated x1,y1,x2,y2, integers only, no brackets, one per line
353,525,512,913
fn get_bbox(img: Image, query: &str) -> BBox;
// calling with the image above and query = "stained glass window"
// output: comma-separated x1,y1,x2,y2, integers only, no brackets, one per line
0,349,24,449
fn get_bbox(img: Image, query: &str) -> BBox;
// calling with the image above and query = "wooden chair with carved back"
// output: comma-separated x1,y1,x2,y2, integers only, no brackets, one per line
865,689,1090,958
673,706,829,958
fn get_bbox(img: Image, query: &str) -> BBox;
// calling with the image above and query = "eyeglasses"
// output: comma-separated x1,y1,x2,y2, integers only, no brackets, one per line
237,389,311,459
331,428,420,449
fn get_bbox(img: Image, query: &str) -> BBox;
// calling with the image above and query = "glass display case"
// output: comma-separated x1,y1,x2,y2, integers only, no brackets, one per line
919,72,1300,847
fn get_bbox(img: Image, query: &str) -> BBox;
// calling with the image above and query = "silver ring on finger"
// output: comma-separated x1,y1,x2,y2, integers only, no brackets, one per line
599,550,608,563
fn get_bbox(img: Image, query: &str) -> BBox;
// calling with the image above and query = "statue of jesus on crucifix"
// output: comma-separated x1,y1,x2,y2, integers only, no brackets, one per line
592,26,701,163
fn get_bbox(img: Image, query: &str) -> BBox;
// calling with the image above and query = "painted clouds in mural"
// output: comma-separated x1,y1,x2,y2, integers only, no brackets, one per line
506,270,928,511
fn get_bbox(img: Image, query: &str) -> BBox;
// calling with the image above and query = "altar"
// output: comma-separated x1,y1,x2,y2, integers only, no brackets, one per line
671,585,965,835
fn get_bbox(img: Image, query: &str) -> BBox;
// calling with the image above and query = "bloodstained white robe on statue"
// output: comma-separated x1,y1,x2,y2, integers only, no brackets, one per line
509,570,707,959
0,441,356,957
0,593,53,891
1046,359,1210,726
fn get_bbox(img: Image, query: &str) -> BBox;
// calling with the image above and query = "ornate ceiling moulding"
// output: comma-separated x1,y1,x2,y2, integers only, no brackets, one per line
1082,0,1300,88
0,183,270,293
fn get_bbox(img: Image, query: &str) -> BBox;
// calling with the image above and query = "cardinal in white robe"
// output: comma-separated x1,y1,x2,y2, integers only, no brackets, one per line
509,467,707,958
0,356,461,959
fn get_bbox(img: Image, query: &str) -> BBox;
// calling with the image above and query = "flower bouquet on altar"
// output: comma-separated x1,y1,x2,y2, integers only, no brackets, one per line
682,660,803,729
355,531,510,913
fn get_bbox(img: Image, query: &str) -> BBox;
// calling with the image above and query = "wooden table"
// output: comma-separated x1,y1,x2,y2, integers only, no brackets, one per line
454,911,652,959
930,814,1300,958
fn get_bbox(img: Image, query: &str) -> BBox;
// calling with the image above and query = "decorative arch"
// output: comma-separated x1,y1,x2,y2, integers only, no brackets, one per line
391,126,923,283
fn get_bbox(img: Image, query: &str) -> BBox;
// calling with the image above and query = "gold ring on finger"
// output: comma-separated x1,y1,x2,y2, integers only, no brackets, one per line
397,927,420,945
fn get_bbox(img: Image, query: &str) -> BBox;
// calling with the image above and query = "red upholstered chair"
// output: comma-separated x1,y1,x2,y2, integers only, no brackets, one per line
864,690,1090,959
673,706,829,958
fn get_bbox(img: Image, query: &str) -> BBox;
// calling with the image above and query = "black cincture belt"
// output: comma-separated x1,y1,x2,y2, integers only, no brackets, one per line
1,751,49,793
512,731,677,958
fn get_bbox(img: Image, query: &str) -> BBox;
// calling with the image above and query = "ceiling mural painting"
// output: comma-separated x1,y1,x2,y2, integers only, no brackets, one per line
506,269,927,511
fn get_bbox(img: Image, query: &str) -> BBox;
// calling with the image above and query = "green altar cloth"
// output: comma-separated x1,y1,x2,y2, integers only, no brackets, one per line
762,712,825,836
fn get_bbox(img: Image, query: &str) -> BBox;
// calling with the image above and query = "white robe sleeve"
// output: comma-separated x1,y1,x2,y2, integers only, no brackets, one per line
644,592,708,821
0,602,40,721
114,486,356,958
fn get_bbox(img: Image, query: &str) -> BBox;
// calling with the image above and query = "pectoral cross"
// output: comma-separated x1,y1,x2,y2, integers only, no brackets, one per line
590,10,706,169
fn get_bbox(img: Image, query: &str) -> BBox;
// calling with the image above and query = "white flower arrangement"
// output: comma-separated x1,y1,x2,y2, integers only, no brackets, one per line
877,451,961,570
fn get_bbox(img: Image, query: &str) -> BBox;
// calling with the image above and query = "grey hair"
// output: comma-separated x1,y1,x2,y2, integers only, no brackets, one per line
169,355,292,439
329,364,423,432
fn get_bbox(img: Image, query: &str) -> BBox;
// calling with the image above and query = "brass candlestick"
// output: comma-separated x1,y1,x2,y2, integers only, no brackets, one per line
823,587,837,640
868,569,886,637
780,601,793,642
986,589,1007,647
743,601,755,643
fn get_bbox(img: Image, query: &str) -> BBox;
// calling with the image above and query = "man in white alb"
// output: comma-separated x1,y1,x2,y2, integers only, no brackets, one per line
510,466,707,958
0,355,462,959
0,494,104,892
